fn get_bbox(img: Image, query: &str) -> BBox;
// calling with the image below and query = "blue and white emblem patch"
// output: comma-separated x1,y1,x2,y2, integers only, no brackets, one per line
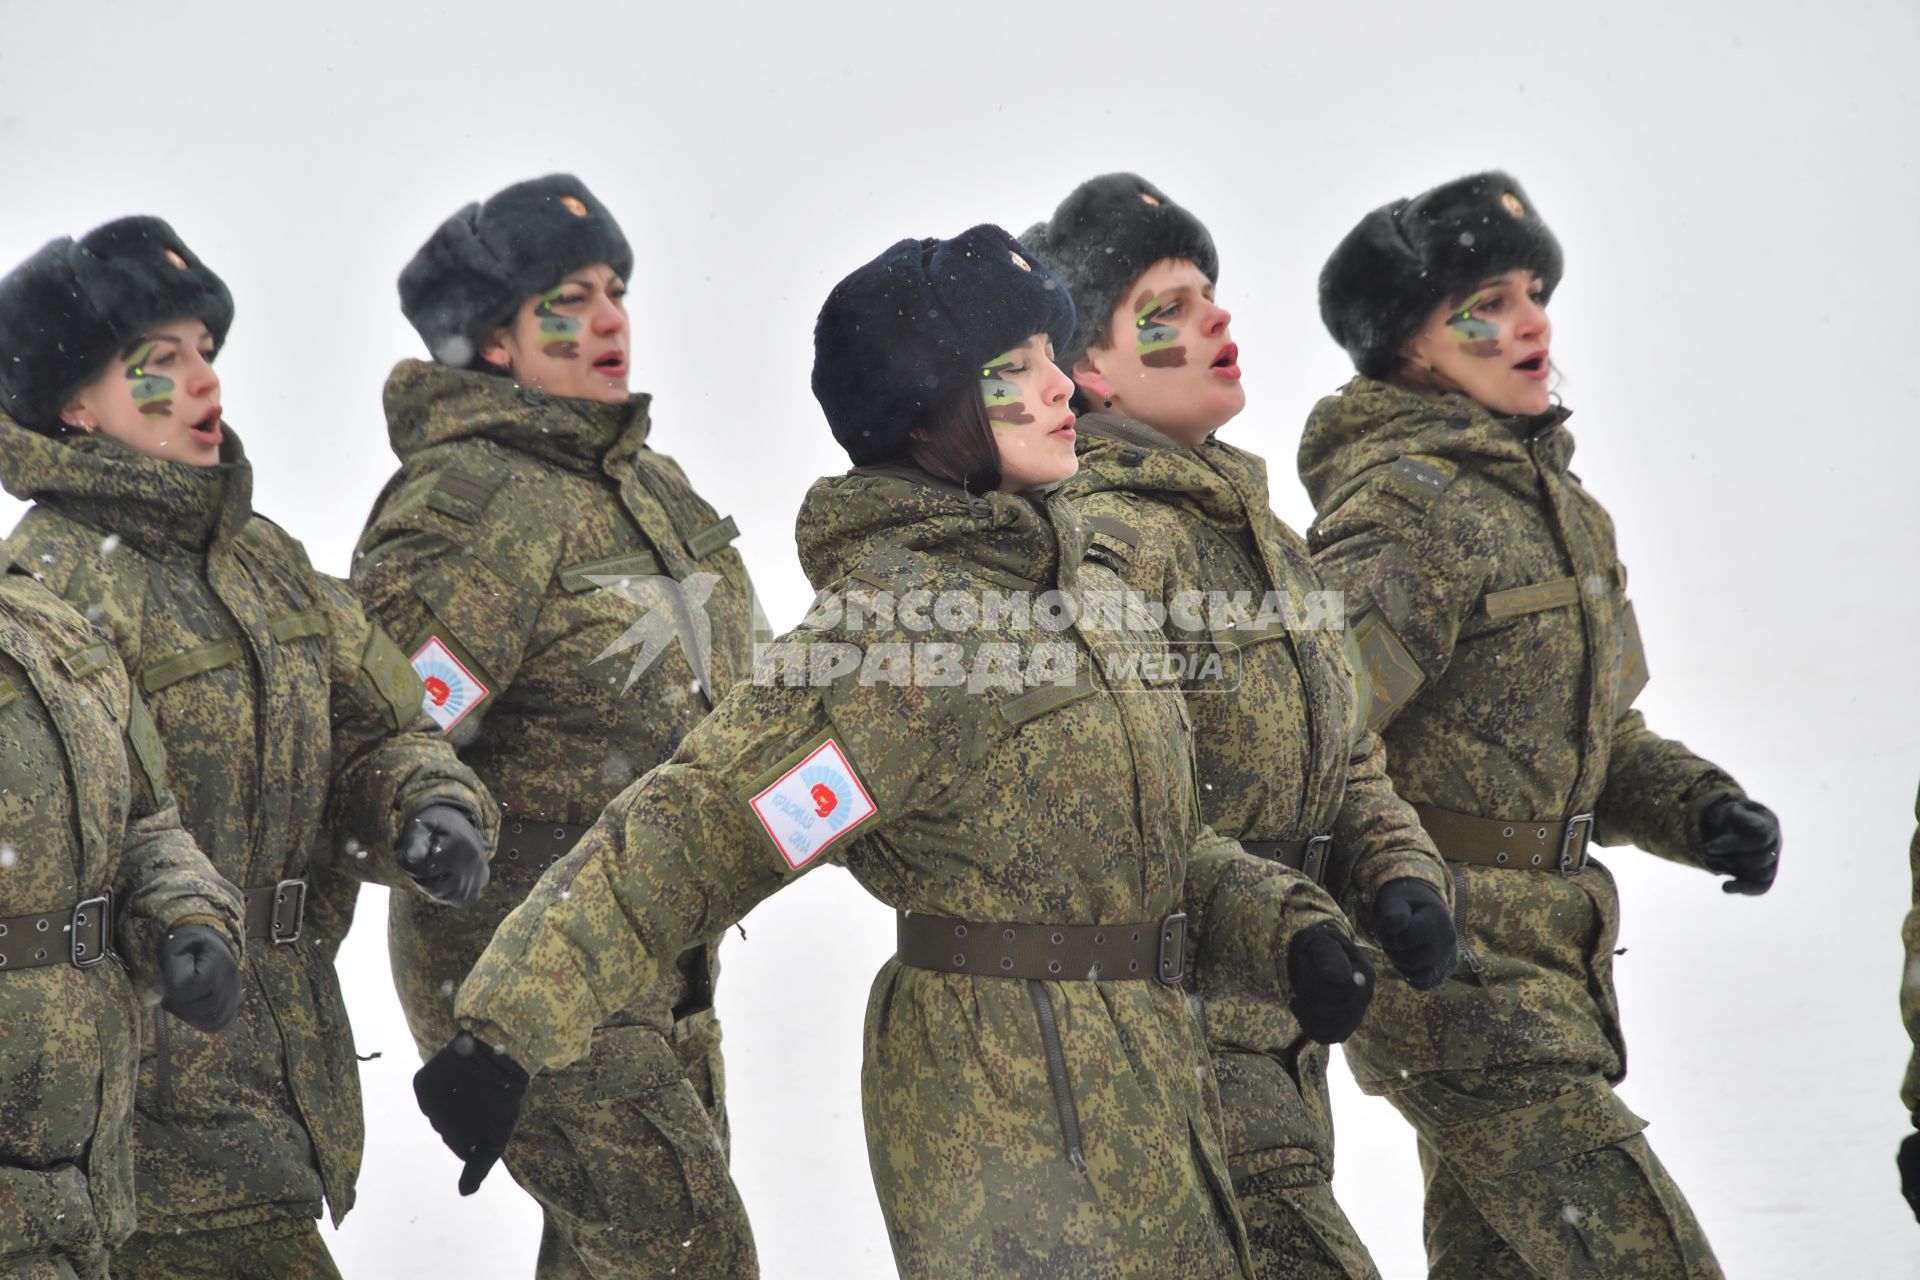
411,636,488,734
749,738,877,869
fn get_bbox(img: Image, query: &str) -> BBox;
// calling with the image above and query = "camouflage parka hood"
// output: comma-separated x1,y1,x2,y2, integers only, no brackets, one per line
0,416,254,556
384,357,645,471
795,462,1070,593
1297,375,1573,515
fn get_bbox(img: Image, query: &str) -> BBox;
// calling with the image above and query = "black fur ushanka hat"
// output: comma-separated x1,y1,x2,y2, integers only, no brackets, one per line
1320,170,1563,380
812,225,1076,466
0,216,234,432
1021,173,1218,373
399,173,634,365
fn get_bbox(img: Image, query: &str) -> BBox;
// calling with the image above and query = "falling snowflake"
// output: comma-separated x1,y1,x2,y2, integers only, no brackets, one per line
99,534,122,554
0,845,17,869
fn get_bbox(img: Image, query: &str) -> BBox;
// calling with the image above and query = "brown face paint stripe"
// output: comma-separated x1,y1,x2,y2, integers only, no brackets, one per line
1140,349,1188,368
1483,577,1581,622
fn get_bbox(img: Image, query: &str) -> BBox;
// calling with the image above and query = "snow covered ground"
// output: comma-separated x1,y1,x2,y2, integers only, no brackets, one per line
3,1,1916,1273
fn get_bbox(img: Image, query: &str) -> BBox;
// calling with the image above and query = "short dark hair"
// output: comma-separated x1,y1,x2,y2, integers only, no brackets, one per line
906,383,1001,493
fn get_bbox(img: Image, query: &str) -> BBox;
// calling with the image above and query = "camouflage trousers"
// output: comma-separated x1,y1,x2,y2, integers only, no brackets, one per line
1212,1047,1381,1280
503,1020,759,1280
112,1218,341,1280
1387,1068,1722,1280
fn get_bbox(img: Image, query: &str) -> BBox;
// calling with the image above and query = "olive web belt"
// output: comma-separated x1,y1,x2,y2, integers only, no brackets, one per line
897,912,1188,985
1415,805,1593,875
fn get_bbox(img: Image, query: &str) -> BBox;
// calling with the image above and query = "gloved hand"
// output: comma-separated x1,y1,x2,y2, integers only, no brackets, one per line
1698,796,1780,896
157,924,243,1033
1900,1117,1920,1222
415,1031,530,1195
396,803,490,905
1372,878,1458,990
1287,922,1376,1044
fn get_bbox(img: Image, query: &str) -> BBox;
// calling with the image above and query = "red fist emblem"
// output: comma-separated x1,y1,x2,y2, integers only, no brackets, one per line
423,675,451,707
811,783,839,818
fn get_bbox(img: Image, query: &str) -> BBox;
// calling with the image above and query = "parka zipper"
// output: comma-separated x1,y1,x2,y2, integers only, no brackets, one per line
152,1004,175,1121
1027,980,1088,1175
1448,864,1484,976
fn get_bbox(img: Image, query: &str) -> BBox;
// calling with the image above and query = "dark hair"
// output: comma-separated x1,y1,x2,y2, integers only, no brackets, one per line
906,383,1001,493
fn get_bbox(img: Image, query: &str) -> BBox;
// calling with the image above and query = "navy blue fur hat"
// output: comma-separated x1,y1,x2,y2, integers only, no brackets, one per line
1320,171,1563,380
812,225,1076,465
1020,173,1217,374
399,174,634,365
0,217,233,432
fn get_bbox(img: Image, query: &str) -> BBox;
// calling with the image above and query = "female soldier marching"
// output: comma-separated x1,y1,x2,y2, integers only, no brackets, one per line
0,217,497,1279
1023,172,1458,1280
353,174,763,1279
0,572,243,1280
1301,171,1782,1278
414,224,1378,1279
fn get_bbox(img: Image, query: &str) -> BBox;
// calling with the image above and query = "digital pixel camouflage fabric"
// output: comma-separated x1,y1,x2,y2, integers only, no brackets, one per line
0,572,242,1280
0,416,496,1239
1067,413,1452,1279
1903,781,1920,1115
352,360,761,1277
1299,377,1735,1275
457,465,1356,1280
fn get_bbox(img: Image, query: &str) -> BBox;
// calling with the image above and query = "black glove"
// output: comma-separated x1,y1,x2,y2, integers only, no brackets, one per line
396,803,490,905
414,1031,530,1195
1287,922,1376,1044
1698,796,1780,896
157,924,243,1033
1900,1119,1920,1223
1372,878,1458,991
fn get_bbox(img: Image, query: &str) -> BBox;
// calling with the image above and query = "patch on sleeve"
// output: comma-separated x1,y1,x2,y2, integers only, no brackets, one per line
1352,609,1426,732
748,737,877,870
410,635,490,733
1613,601,1650,718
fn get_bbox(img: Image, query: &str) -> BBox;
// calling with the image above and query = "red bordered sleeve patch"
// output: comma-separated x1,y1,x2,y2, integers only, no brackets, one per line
748,737,877,869
411,635,491,733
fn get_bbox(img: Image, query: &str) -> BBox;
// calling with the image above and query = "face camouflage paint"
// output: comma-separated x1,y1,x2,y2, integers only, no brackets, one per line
124,342,175,417
535,284,584,360
981,352,1034,427
1446,292,1503,359
1133,291,1187,368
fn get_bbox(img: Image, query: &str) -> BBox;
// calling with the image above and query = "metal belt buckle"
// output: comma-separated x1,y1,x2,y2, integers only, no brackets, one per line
1300,835,1334,886
1156,912,1189,986
70,894,110,968
271,878,308,945
1559,814,1594,875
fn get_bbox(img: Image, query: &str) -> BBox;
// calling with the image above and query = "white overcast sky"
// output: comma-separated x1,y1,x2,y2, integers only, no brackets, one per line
3,1,1917,1275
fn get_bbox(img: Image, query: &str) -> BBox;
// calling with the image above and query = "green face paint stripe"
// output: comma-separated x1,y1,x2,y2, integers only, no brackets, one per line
124,341,176,413
980,351,1032,428
535,285,585,356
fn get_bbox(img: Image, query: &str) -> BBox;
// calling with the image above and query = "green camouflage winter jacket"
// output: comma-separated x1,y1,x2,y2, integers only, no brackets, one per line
1902,783,1920,1114
456,466,1353,1280
1298,378,1743,1094
0,573,242,1276
1066,413,1449,1180
352,359,759,1089
0,416,497,1233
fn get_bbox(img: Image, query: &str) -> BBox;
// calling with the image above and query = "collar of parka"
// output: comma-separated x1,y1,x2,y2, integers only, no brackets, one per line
1297,375,1575,515
381,357,652,477
0,410,254,559
1067,411,1279,534
796,461,1086,595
